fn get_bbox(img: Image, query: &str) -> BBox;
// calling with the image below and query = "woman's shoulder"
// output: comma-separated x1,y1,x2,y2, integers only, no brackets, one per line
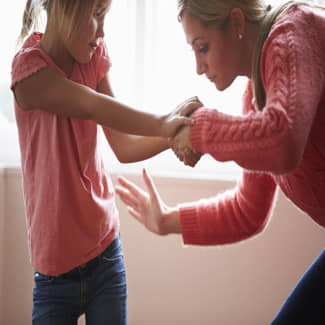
268,4,325,41
261,3,325,74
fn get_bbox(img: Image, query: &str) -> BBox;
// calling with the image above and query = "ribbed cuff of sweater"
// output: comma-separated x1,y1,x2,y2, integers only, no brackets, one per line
179,204,202,245
190,108,211,154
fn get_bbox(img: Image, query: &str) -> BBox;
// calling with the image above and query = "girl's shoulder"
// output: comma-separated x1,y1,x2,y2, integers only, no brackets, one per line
11,33,49,90
13,32,46,62
11,33,66,90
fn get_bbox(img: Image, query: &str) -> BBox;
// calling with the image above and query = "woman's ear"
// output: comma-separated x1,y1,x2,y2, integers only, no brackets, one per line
229,8,246,40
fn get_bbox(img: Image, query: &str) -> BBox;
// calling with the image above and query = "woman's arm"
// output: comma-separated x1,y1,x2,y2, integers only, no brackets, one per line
13,67,193,137
115,169,278,245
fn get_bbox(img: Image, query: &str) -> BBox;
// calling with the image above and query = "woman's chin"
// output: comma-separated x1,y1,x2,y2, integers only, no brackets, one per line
215,83,226,91
215,80,234,92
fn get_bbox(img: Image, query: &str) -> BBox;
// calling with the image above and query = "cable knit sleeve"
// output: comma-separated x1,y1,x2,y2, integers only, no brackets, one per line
189,8,325,174
179,171,277,245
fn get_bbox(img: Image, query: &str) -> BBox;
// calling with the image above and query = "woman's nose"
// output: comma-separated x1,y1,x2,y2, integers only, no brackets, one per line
195,57,206,75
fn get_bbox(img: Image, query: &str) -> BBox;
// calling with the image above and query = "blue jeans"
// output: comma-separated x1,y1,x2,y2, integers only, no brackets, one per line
271,249,325,325
32,235,127,325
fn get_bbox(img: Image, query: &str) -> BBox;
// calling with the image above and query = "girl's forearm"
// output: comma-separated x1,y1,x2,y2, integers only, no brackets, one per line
91,92,163,136
105,130,170,163
123,137,169,162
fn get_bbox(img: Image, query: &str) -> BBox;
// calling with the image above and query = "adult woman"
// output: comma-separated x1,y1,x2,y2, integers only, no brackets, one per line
115,0,325,324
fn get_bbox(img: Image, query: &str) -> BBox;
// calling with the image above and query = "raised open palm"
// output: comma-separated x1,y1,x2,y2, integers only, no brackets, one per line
115,168,169,235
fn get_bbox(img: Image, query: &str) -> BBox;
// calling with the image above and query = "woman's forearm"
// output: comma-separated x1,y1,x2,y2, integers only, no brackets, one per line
163,206,182,234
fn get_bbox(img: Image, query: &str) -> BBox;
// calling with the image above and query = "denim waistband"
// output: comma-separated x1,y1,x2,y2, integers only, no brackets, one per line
64,235,121,276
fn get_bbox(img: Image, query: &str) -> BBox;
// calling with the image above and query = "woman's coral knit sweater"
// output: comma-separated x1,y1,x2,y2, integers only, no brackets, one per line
179,5,325,245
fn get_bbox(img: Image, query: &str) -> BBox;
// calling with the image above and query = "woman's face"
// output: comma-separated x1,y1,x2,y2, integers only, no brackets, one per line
181,12,242,91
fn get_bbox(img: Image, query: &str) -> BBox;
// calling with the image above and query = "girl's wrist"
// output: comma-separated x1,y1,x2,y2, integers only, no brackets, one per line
157,114,168,137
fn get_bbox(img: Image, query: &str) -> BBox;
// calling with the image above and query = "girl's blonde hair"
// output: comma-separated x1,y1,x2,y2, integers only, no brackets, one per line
177,0,323,110
18,0,101,45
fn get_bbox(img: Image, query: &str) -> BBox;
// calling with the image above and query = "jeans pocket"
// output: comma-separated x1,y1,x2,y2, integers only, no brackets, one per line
101,236,124,261
34,271,56,284
100,242,125,274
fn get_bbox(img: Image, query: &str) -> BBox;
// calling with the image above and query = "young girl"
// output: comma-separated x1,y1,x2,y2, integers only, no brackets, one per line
10,0,201,324
115,1,325,324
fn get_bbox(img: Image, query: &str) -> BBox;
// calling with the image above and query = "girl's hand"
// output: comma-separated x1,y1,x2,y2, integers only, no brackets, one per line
173,96,203,117
160,97,203,138
115,169,180,235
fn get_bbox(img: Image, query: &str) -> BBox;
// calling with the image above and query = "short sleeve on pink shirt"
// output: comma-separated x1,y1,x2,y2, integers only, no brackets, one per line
11,48,48,90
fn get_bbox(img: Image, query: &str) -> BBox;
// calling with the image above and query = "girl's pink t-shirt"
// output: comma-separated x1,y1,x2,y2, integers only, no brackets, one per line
11,33,119,276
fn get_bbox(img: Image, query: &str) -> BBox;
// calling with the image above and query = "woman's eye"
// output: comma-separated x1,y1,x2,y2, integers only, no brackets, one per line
94,10,104,18
198,45,209,53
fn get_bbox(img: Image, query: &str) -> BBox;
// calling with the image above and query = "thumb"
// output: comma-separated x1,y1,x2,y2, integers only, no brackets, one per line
177,116,194,127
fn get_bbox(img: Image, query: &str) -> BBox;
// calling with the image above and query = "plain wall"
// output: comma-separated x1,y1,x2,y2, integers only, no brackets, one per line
0,167,5,320
0,167,324,325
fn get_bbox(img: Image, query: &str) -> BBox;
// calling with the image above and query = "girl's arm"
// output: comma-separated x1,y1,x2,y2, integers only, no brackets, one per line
96,74,203,163
96,74,169,163
13,67,193,138
115,168,278,245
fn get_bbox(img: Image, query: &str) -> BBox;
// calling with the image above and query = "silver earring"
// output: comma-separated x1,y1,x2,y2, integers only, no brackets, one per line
238,33,243,40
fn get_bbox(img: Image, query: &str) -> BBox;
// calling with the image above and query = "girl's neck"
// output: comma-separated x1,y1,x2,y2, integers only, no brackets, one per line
40,25,75,77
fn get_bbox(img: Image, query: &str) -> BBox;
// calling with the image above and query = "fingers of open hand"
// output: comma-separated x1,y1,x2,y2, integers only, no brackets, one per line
117,176,145,199
142,168,160,203
115,185,140,209
126,206,143,223
116,176,148,214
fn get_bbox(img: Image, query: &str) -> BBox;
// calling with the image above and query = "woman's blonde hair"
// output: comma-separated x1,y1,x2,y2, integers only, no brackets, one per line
177,0,323,110
18,0,101,45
